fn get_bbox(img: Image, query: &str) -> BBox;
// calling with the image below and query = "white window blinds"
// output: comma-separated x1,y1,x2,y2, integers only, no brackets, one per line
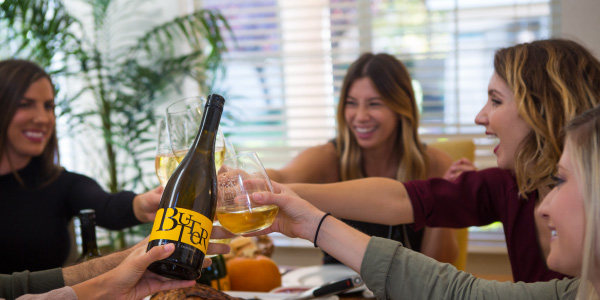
198,0,558,171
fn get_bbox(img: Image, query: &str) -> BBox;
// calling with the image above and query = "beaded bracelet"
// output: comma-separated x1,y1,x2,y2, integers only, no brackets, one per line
313,213,332,248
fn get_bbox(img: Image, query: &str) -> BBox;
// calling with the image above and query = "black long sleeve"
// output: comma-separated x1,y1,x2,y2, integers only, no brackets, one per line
0,159,140,273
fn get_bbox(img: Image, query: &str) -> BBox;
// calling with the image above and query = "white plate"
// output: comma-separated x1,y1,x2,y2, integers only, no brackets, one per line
225,291,338,300
281,265,365,293
144,290,338,300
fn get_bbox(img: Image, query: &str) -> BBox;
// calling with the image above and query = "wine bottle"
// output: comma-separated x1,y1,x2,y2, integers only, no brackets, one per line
146,94,225,280
197,254,230,290
75,209,101,263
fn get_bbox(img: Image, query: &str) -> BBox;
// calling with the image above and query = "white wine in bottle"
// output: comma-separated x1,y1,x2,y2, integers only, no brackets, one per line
146,94,225,280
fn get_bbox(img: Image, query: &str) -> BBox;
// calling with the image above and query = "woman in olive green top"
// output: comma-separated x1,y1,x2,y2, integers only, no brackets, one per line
250,106,600,299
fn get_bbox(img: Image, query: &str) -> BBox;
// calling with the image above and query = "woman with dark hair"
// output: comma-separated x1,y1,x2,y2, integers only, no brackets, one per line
0,59,162,274
266,53,458,265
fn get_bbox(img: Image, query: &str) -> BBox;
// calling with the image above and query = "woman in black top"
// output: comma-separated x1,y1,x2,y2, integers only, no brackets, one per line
266,53,458,264
0,59,162,273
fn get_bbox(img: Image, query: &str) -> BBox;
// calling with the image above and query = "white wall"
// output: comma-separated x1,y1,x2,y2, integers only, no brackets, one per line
560,0,600,58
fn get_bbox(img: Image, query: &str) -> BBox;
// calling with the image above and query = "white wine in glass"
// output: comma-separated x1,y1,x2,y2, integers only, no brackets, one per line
216,152,278,235
154,118,186,187
155,151,188,187
215,145,226,170
216,205,279,235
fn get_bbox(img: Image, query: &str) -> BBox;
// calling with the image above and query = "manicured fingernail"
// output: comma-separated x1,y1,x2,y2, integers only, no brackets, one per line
164,243,174,252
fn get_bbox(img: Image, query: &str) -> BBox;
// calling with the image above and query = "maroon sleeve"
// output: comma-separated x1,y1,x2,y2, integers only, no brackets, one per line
404,168,514,230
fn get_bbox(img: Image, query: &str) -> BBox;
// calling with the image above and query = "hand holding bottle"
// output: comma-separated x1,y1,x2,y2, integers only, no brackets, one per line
71,243,196,300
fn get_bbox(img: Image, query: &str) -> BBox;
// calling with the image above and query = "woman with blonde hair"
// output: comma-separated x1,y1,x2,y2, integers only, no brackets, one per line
281,38,600,283
554,106,600,299
250,105,600,299
266,53,458,264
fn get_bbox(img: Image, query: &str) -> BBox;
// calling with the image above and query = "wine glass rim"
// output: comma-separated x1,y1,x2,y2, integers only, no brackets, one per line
224,151,260,161
222,151,272,189
166,96,206,114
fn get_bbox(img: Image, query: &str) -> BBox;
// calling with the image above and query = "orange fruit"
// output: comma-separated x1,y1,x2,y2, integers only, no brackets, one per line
226,255,281,292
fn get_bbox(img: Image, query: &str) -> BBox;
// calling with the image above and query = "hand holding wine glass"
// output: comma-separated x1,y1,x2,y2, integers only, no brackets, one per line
216,152,279,235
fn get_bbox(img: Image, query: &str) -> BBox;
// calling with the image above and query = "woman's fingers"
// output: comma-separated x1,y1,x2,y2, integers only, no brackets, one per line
141,244,176,268
207,242,230,256
202,257,213,269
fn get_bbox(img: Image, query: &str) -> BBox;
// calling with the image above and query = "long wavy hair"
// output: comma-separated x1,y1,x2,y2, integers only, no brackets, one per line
336,53,427,181
493,39,600,197
564,106,600,300
0,59,61,186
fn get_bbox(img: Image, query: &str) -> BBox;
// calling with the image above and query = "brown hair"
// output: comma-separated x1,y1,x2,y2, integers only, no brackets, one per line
336,53,427,181
493,39,600,196
0,59,61,186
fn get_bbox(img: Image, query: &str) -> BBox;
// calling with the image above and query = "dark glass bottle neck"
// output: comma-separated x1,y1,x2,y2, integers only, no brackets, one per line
188,95,224,155
80,224,99,254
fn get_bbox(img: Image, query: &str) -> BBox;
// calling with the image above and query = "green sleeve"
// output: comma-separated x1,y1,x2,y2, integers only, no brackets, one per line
360,237,579,300
0,268,65,300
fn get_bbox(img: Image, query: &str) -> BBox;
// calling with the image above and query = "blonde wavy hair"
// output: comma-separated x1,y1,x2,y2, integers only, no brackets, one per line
335,53,427,181
494,39,600,197
564,106,600,300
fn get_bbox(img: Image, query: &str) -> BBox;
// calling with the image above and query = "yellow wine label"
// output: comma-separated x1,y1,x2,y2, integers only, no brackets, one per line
149,207,213,254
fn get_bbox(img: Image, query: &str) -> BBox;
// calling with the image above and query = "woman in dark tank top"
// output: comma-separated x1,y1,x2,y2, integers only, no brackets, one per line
267,53,458,265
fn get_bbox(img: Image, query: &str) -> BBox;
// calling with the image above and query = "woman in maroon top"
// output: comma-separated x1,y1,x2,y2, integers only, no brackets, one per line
286,38,600,283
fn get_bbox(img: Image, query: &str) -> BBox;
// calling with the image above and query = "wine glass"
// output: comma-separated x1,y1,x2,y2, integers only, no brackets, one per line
154,117,175,187
216,152,279,235
166,96,228,170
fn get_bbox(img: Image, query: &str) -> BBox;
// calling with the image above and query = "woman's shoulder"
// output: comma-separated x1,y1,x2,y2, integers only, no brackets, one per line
284,141,339,183
298,141,338,159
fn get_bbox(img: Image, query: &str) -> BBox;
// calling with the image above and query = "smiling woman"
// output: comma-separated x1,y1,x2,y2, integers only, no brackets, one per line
0,59,163,275
265,53,459,268
476,72,532,170
4,76,56,173
247,105,600,299
0,61,59,182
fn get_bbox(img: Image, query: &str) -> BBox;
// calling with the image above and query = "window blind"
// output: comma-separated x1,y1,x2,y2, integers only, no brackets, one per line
198,0,558,173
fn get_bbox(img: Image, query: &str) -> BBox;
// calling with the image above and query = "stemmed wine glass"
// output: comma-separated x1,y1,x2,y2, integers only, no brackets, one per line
216,152,279,235
165,96,229,170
